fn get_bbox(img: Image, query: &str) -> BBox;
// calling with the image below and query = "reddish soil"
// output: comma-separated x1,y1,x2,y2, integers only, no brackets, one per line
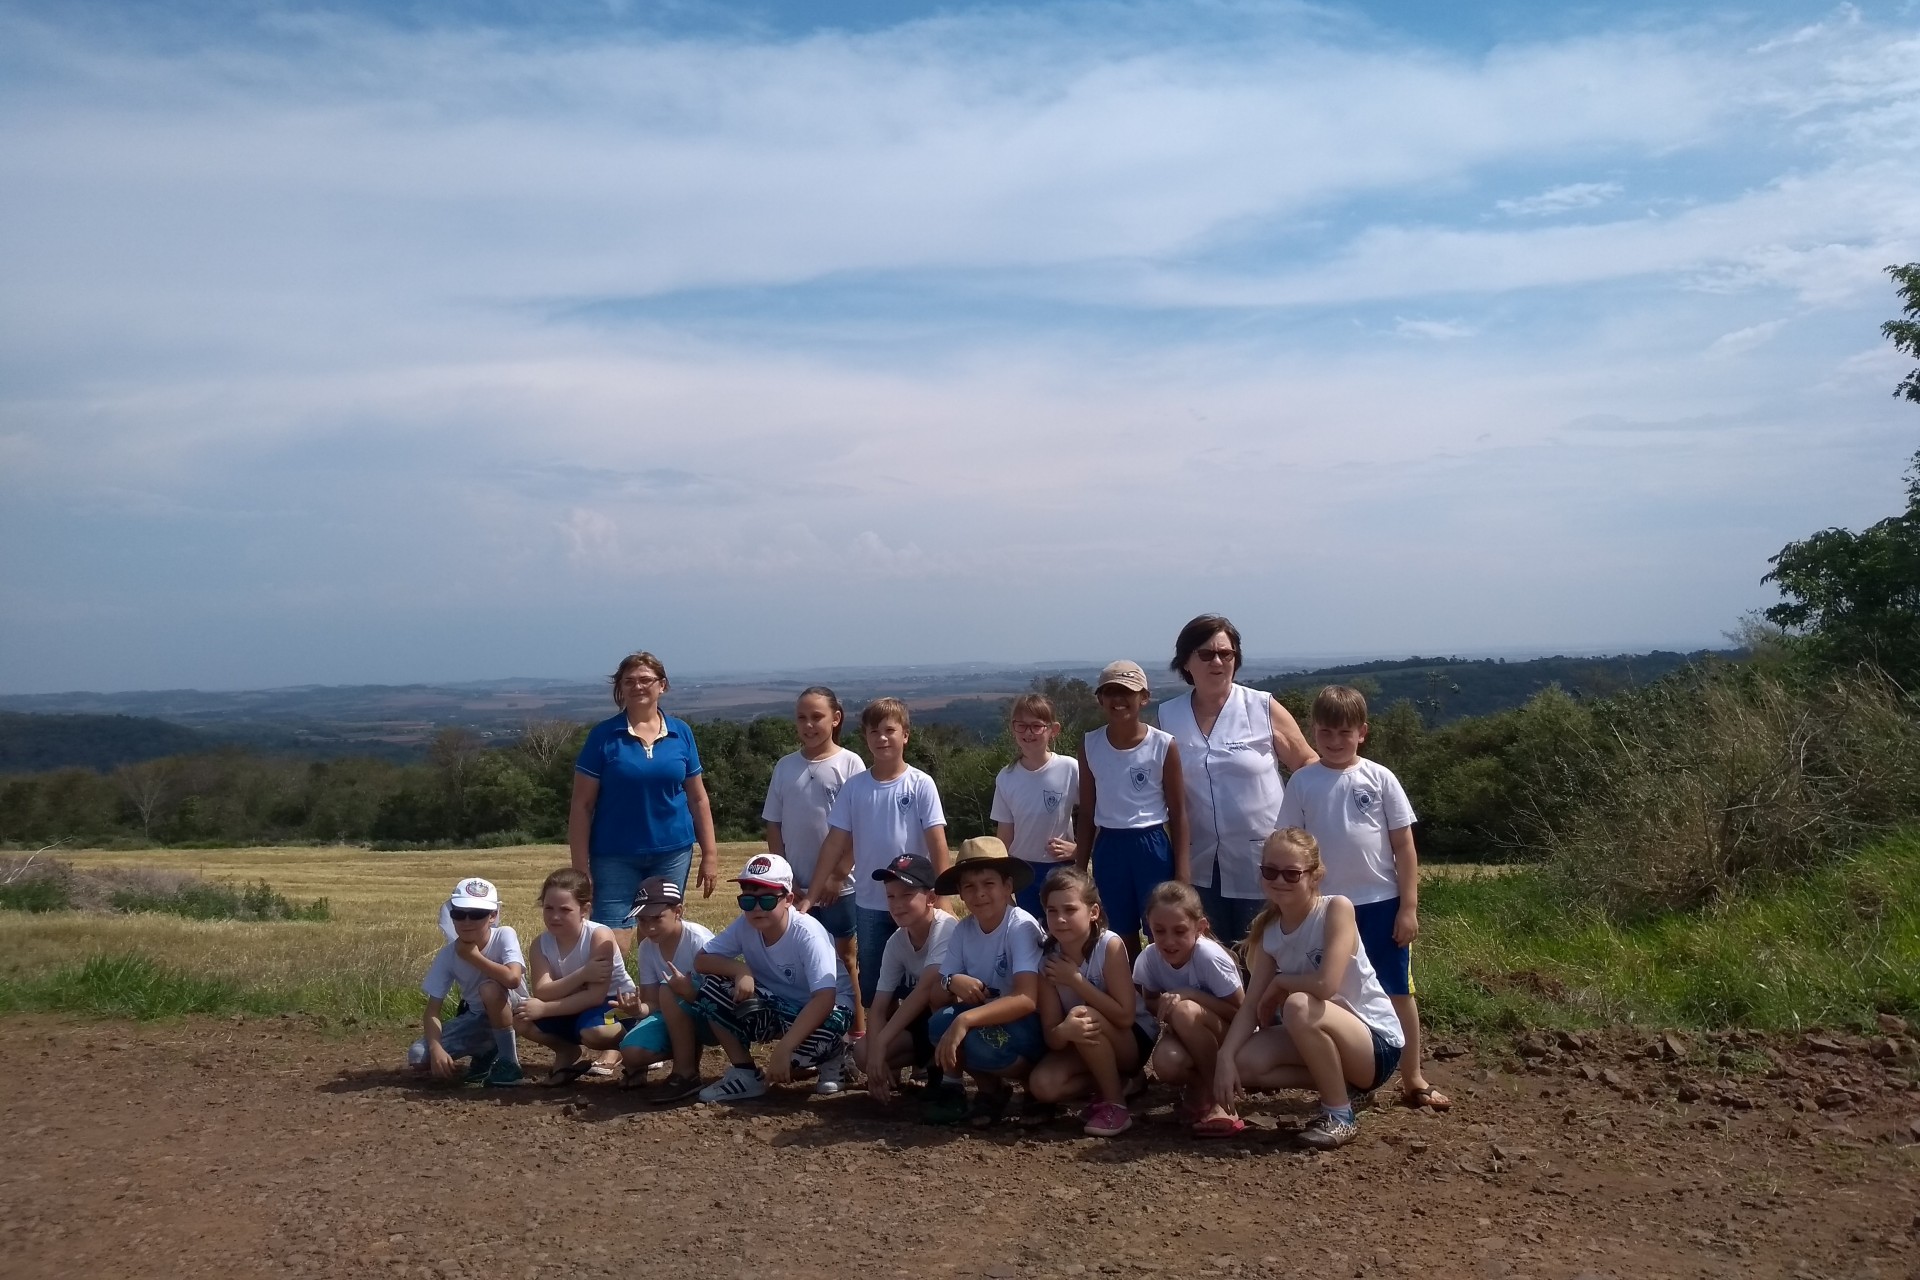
1,1016,1917,1280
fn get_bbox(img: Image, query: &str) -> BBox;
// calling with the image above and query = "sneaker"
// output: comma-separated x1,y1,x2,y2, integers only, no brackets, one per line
698,1064,768,1104
814,1048,848,1096
1299,1109,1358,1150
651,1071,705,1104
461,1056,494,1086
483,1058,527,1088
922,1080,969,1126
1083,1101,1132,1137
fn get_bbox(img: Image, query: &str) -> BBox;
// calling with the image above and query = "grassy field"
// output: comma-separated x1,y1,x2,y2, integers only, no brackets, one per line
1,839,1916,1034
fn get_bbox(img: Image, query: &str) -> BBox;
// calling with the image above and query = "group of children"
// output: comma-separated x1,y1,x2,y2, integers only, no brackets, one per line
409,666,1443,1148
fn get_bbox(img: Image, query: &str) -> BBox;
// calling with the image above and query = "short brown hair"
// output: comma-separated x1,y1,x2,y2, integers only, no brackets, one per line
1312,684,1369,730
1008,693,1058,725
610,651,668,708
860,697,911,733
1171,614,1243,686
539,867,593,907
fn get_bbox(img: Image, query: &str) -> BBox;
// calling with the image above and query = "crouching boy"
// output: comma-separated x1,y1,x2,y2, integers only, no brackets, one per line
924,836,1046,1127
408,877,528,1087
618,875,718,1102
667,853,856,1103
861,853,958,1104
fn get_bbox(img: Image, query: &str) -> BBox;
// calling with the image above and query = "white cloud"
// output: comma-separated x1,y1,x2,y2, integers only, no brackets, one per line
1395,317,1477,341
1495,181,1623,217
1706,318,1789,356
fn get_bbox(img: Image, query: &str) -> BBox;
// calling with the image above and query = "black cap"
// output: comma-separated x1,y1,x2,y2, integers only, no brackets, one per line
871,853,938,892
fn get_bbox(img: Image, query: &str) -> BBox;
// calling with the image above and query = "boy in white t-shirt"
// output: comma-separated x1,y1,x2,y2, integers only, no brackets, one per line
407,877,528,1087
617,875,717,1102
671,853,857,1103
923,837,1047,1127
860,853,958,1104
810,698,951,1017
1278,685,1448,1113
991,691,1080,919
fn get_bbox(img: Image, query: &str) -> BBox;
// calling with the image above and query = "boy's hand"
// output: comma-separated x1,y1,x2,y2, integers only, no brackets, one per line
612,990,643,1018
867,1059,894,1105
1045,836,1076,862
790,892,812,915
935,1016,968,1074
426,1042,457,1080
661,961,696,1003
1394,902,1420,947
1041,954,1079,988
734,974,757,1001
765,1041,797,1086
944,974,987,1006
454,939,481,963
811,883,841,908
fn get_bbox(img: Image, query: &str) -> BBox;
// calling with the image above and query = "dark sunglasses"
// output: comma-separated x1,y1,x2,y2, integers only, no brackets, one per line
1194,647,1237,663
448,907,493,922
1259,865,1309,884
737,892,785,912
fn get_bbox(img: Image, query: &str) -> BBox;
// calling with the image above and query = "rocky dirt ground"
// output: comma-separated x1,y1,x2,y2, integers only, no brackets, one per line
1,1015,1917,1280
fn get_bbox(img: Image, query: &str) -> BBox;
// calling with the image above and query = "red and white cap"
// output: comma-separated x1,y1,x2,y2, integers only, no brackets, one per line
733,853,794,893
447,876,501,911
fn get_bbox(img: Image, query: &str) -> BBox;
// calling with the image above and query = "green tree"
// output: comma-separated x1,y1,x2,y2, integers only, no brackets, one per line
1885,262,1920,405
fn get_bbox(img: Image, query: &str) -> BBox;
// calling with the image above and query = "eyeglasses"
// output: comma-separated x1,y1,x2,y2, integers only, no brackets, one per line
1259,865,1309,884
1194,647,1237,664
737,892,785,911
448,907,493,921
1011,721,1054,734
621,674,662,688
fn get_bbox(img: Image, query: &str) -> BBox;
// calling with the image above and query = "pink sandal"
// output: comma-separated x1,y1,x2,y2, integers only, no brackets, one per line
1191,1112,1246,1139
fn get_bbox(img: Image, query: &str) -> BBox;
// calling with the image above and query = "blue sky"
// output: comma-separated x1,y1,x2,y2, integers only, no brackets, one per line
2,0,1917,693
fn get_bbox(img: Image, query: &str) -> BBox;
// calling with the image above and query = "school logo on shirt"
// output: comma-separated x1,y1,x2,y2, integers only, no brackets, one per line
1042,791,1063,814
1353,789,1378,816
781,966,795,983
897,791,913,809
1307,947,1325,971
1128,766,1151,793
994,953,1009,977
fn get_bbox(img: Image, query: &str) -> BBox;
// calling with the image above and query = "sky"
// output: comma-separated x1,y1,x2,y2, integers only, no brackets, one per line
2,0,1918,693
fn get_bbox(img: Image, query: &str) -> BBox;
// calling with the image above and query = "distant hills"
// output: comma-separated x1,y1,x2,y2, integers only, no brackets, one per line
0,649,1744,774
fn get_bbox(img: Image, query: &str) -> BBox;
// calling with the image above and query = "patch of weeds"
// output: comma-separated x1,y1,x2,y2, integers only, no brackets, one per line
0,877,72,913
0,953,282,1020
110,879,330,922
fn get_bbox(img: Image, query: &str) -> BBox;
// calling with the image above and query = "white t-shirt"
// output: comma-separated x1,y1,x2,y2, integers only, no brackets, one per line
702,909,855,1010
1278,758,1416,906
1083,725,1173,830
1131,935,1244,1036
1159,686,1286,899
762,747,866,898
826,766,947,911
421,925,528,1003
636,919,717,989
536,921,636,996
1262,896,1403,1046
990,754,1080,866
1049,930,1129,1015
875,910,958,997
937,904,1045,996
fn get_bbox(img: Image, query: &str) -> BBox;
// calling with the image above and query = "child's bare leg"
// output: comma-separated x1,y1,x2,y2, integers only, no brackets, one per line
660,996,700,1078
1065,1008,1124,1103
1390,995,1448,1107
1166,1001,1226,1114
1026,1050,1091,1105
711,1021,755,1070
1278,993,1374,1108
478,982,512,1029
836,935,865,1037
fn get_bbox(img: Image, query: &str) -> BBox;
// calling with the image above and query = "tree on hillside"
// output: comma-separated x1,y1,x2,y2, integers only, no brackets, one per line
1763,264,1920,686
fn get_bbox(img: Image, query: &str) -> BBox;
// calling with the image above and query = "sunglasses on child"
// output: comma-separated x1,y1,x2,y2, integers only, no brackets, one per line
1259,865,1309,884
736,891,786,911
448,907,493,921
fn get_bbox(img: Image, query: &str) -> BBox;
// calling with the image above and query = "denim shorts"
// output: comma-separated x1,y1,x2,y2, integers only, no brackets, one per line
1351,897,1414,997
408,1008,493,1067
808,894,857,941
927,1004,1044,1075
1367,1026,1404,1092
588,847,693,928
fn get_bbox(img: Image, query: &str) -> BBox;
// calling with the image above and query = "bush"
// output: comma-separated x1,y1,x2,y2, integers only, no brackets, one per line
0,857,330,921
110,878,331,922
0,875,71,912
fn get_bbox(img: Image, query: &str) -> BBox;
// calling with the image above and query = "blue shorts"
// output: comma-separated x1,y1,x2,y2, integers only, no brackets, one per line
855,906,897,1008
808,894,857,941
533,1002,633,1045
1014,860,1060,919
619,998,716,1057
927,1004,1044,1075
1351,897,1413,997
587,847,693,929
1090,825,1173,939
1367,1026,1404,1092
1193,878,1264,949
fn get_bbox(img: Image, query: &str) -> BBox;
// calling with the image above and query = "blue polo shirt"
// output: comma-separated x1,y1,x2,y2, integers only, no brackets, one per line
574,713,704,858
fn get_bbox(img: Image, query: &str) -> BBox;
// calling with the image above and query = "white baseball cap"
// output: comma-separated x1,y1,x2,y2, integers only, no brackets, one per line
733,852,794,893
447,876,501,911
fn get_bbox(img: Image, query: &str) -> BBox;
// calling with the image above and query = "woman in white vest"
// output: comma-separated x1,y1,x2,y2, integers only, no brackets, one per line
1158,614,1317,945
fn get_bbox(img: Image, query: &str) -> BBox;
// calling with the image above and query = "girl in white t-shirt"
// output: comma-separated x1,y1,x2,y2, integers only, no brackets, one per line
514,869,637,1084
1024,867,1143,1137
991,692,1080,919
764,687,867,1028
1075,660,1189,956
1134,880,1246,1137
1216,829,1405,1151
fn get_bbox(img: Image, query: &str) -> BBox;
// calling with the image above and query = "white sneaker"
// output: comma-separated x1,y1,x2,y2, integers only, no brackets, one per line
813,1048,847,1096
698,1064,767,1104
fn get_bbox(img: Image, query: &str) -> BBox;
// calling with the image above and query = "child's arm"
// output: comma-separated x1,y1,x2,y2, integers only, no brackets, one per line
956,970,1039,1029
419,994,457,1078
1390,825,1420,946
526,934,617,1019
1170,985,1243,1022
684,773,720,898
765,988,838,1085
1257,897,1360,1019
922,823,950,877
455,941,523,991
1073,743,1096,871
1268,696,1318,773
1216,946,1275,1104
692,949,756,1000
1162,741,1191,883
809,829,853,906
1086,937,1139,1034
1037,971,1071,1050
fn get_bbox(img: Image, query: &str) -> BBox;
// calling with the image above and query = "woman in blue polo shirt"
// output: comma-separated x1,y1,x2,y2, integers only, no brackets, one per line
568,651,721,942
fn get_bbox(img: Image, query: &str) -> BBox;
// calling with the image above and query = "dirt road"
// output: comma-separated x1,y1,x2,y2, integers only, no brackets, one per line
1,1016,1915,1279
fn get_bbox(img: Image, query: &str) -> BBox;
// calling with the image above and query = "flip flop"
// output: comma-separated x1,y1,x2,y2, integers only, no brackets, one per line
1402,1084,1453,1112
543,1060,594,1086
1191,1113,1247,1139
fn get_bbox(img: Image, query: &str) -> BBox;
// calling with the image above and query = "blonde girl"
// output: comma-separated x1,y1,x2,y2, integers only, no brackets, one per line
763,686,867,1030
1134,880,1246,1137
991,692,1080,919
514,869,638,1085
1215,829,1404,1149
1024,867,1146,1137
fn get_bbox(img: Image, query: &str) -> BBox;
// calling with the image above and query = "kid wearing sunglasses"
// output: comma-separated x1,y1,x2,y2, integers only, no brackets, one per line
667,853,855,1103
1216,830,1404,1149
408,877,529,1087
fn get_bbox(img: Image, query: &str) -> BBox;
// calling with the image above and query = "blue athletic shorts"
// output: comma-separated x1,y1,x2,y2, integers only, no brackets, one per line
1090,825,1173,940
927,1004,1044,1075
534,1002,633,1045
808,894,857,941
1351,897,1414,997
619,998,716,1057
